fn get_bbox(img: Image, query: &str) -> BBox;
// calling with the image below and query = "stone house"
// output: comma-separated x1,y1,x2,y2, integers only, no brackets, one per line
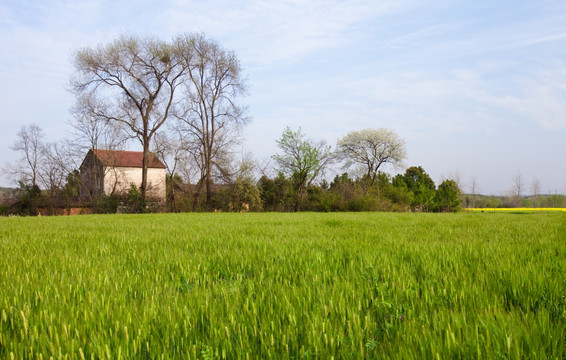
79,149,166,201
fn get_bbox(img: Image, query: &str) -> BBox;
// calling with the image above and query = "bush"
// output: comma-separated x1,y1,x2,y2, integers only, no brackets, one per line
92,195,120,214
129,184,145,213
219,177,262,212
0,204,7,216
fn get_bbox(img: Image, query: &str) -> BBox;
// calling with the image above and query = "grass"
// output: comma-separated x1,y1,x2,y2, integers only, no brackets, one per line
0,212,565,359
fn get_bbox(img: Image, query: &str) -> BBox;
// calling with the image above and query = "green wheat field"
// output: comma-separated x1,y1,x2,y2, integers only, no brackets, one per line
1,212,565,359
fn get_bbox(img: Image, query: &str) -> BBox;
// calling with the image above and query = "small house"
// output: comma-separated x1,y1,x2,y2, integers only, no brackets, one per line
79,149,166,201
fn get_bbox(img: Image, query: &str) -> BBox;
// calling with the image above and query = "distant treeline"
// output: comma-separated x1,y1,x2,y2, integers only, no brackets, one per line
462,193,566,209
3,165,563,216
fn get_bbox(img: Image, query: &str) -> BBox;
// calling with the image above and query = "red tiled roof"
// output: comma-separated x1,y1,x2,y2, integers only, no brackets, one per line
92,149,166,169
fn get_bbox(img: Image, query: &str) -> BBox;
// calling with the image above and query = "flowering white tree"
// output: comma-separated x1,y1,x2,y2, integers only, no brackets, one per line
337,128,406,183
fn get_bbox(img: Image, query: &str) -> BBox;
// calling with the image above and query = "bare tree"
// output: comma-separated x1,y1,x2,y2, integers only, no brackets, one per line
39,143,68,191
508,170,524,207
8,125,45,188
36,142,71,213
4,125,48,214
512,170,524,198
153,131,187,180
66,98,130,201
336,128,406,184
469,175,479,208
69,95,127,153
530,177,541,208
153,131,191,211
233,151,259,182
175,33,249,209
448,170,463,193
71,35,187,200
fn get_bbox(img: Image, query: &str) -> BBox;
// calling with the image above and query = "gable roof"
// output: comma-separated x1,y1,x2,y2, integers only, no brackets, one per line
91,149,166,169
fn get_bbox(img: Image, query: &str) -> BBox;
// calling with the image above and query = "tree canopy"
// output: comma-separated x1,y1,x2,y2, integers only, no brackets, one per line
71,34,188,199
174,33,249,209
272,127,333,210
435,179,461,212
337,128,406,183
401,166,436,211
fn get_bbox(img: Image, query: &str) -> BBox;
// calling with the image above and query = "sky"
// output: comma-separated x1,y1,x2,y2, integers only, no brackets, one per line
1,0,565,195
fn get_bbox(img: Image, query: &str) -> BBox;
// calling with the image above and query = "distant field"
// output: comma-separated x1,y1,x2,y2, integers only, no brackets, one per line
1,212,565,359
466,208,566,212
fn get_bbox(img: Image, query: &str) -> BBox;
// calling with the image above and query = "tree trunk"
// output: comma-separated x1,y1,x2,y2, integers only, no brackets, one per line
141,142,150,202
205,159,212,210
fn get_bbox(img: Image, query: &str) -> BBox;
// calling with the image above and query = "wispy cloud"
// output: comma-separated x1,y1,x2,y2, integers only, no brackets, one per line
160,0,415,67
513,32,566,48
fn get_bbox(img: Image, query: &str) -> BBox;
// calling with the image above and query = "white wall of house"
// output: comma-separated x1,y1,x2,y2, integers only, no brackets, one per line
103,167,166,201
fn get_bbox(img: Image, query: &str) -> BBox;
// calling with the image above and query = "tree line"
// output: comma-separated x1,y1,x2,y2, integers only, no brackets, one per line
3,119,464,215
8,32,550,215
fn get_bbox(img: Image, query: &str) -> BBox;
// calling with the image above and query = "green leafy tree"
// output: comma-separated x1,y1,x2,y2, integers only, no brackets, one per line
59,170,81,213
434,179,461,212
164,173,183,212
13,182,42,216
258,174,292,212
63,170,81,198
272,127,333,211
329,173,355,209
402,166,436,212
387,179,413,211
302,185,328,212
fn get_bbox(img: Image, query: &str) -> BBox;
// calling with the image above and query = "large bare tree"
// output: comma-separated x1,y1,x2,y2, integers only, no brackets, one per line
175,33,249,208
71,35,186,200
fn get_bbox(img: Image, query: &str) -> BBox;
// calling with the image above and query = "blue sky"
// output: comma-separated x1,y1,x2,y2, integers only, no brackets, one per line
1,0,565,194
